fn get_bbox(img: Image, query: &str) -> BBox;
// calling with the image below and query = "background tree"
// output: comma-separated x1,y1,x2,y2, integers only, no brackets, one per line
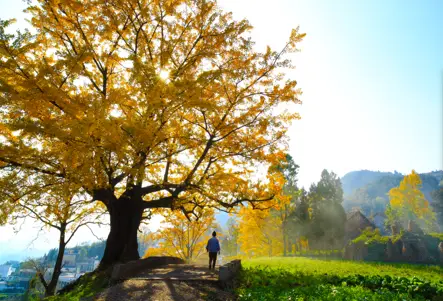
287,187,310,252
0,180,105,296
223,217,240,256
431,188,443,230
78,247,88,261
144,208,216,263
238,205,282,257
46,249,59,265
385,170,436,232
84,241,107,259
269,154,299,255
303,170,346,249
138,229,156,257
41,240,107,267
0,0,304,267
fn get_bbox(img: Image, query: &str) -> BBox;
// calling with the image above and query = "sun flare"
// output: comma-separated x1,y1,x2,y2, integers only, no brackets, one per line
159,69,170,80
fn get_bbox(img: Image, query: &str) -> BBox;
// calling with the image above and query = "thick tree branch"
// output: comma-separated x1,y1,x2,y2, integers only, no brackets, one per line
91,188,116,208
139,196,175,209
140,183,181,195
184,136,214,184
37,271,49,291
0,158,64,177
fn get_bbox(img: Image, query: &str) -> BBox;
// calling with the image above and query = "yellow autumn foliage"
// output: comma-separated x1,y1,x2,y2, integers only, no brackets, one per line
144,208,216,263
237,206,283,258
0,0,304,265
388,170,436,230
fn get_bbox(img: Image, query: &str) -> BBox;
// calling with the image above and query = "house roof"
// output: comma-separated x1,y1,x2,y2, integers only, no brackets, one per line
346,210,375,229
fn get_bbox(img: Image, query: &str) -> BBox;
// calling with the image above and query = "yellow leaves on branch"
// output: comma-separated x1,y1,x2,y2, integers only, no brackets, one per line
0,0,305,214
288,27,307,52
144,208,216,262
238,206,283,257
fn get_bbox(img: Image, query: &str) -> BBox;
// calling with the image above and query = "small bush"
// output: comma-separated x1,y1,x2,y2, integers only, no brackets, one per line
429,233,443,241
352,228,389,245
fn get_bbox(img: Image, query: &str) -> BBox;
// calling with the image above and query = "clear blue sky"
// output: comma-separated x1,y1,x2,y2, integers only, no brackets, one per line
219,0,443,187
0,0,442,257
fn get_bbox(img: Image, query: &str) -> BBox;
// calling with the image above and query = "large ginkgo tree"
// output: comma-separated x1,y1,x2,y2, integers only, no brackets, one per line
0,0,304,267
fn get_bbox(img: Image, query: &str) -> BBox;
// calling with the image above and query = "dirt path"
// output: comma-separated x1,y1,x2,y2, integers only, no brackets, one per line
134,264,219,281
94,279,235,301
94,264,235,301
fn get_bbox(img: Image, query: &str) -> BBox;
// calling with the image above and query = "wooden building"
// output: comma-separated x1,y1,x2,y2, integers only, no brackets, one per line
344,210,375,243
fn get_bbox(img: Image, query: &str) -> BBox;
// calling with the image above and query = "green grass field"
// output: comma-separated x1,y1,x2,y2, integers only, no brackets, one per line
237,257,443,301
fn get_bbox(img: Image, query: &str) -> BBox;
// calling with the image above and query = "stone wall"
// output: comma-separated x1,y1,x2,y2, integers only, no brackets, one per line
218,259,241,288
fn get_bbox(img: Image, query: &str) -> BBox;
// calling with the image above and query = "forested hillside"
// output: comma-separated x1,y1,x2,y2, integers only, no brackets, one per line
341,170,443,218
341,170,395,196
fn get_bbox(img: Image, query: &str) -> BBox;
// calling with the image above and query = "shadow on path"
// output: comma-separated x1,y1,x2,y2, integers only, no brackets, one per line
98,279,234,301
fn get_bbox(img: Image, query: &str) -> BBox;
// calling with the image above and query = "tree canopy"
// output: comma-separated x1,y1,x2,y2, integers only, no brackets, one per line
385,170,436,232
238,205,282,257
302,170,346,249
0,0,305,266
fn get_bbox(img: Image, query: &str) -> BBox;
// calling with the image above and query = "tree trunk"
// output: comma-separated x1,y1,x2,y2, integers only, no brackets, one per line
268,238,273,257
283,229,287,256
100,197,143,268
286,239,291,256
45,223,67,296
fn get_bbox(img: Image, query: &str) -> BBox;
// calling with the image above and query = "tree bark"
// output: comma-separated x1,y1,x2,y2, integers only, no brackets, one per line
268,238,273,257
45,223,67,296
282,221,287,256
99,196,144,268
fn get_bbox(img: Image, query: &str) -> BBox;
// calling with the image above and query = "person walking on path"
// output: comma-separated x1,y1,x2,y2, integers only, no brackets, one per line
206,231,220,270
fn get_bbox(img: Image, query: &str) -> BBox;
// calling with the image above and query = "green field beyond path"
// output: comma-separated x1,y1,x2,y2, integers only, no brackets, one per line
243,257,443,283
237,257,443,301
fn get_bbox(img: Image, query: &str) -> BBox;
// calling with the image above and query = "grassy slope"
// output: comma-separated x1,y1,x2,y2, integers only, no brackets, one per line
44,270,111,301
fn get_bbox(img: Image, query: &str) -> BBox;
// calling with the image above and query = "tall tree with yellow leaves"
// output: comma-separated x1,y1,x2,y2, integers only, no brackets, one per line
385,170,436,232
269,154,299,256
238,206,283,257
0,0,304,267
144,208,215,263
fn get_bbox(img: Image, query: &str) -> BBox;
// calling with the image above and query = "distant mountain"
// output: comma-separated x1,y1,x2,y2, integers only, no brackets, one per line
341,170,442,217
341,170,395,197
0,249,46,265
422,170,443,185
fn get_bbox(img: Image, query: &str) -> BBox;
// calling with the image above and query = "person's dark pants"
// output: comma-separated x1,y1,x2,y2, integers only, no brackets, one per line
209,252,217,269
